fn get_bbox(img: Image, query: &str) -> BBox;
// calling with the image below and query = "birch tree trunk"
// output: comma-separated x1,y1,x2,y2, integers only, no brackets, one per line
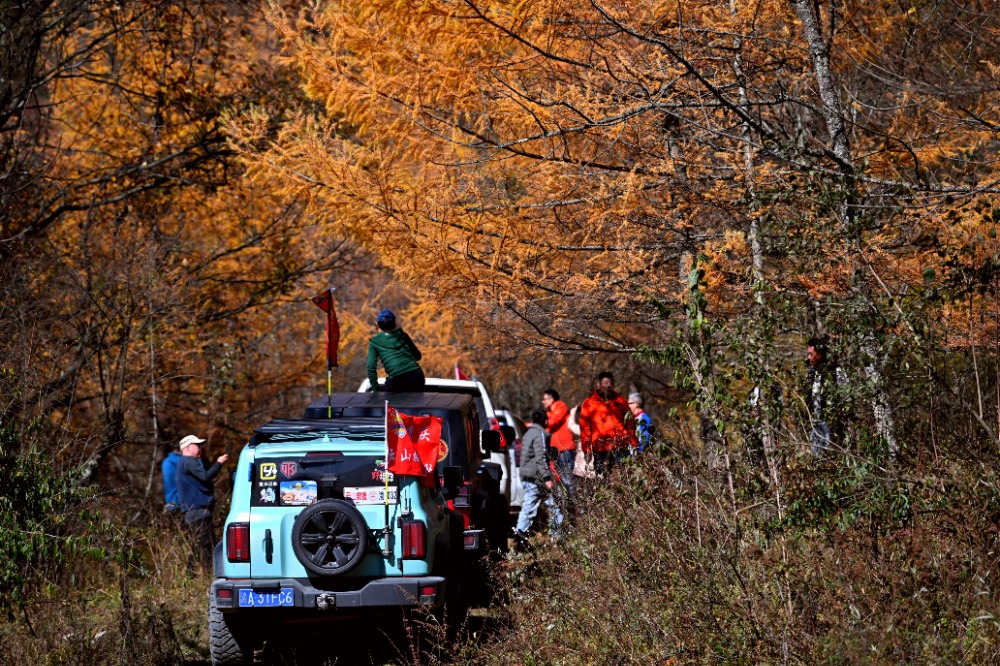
792,0,898,454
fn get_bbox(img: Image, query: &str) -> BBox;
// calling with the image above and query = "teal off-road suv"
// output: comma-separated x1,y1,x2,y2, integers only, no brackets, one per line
209,392,506,665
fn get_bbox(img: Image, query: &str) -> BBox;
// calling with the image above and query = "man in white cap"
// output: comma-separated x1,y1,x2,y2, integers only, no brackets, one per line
175,435,228,570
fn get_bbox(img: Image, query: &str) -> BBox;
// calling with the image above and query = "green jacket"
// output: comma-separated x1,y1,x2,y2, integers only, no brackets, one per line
366,329,422,388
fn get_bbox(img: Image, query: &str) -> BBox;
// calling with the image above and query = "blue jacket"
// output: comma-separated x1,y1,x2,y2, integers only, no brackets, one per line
176,456,222,512
635,411,653,451
162,452,182,509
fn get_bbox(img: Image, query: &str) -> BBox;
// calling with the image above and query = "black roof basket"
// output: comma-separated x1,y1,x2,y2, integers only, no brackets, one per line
249,417,384,447
303,391,474,419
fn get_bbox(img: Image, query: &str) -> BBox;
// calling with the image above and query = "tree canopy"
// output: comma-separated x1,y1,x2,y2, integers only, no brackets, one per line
4,3,1000,661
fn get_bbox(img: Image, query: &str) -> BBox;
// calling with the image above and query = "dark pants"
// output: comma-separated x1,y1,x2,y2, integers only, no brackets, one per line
593,450,624,477
385,367,425,392
183,506,215,571
556,450,576,495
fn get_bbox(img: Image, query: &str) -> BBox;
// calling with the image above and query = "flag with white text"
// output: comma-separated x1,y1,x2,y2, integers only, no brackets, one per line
386,407,442,487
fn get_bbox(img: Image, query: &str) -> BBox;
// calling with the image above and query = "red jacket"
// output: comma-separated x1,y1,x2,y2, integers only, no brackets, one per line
579,391,635,453
546,399,575,452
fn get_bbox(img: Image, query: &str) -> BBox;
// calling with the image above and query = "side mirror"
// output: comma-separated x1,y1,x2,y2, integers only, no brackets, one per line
481,429,502,454
499,425,516,446
442,465,463,490
441,465,463,500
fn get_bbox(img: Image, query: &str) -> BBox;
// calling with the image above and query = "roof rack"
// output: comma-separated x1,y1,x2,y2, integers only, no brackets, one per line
303,391,474,419
249,417,384,447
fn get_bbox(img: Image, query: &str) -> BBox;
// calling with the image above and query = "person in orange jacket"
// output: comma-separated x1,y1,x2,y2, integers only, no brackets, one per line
579,371,636,476
543,388,576,494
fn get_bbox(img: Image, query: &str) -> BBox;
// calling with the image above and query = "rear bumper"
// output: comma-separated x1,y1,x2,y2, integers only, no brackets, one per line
212,576,446,612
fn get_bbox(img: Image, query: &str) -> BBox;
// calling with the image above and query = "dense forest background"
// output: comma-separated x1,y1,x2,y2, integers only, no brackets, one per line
3,0,1000,663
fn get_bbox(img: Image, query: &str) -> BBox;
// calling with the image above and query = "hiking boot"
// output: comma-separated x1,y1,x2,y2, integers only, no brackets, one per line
512,529,533,553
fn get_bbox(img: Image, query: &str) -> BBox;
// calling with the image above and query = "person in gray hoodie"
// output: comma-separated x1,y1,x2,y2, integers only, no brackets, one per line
514,410,564,543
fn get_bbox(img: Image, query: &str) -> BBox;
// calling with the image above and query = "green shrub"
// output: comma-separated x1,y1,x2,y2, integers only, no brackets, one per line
0,422,104,616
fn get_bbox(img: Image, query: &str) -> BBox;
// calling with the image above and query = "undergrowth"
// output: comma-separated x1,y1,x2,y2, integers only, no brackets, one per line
484,431,1000,665
4,427,1000,664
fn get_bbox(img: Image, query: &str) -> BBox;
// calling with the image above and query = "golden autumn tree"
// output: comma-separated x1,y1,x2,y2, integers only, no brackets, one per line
0,1,387,496
226,5,1000,662
229,0,1000,451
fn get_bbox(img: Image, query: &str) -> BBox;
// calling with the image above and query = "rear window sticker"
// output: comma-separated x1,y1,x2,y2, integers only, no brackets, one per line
259,487,275,503
259,462,277,481
280,461,297,478
343,487,398,505
280,480,317,506
437,439,449,462
372,458,394,484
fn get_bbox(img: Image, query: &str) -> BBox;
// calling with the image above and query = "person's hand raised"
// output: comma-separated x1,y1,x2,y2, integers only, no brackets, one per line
217,454,229,465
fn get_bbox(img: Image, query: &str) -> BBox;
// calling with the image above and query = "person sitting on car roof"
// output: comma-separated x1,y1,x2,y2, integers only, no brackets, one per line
366,309,426,392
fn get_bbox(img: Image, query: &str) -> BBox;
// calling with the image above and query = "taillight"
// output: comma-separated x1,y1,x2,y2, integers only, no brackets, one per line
400,520,426,559
304,451,344,460
453,482,472,508
453,483,472,528
226,522,250,562
489,418,501,430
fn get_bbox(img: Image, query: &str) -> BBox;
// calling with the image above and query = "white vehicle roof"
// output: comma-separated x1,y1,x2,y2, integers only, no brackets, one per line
357,376,497,418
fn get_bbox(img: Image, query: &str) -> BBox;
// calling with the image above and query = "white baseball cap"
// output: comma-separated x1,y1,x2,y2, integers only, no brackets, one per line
178,435,206,449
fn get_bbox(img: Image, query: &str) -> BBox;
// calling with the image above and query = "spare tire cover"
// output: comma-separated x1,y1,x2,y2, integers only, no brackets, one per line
291,499,369,576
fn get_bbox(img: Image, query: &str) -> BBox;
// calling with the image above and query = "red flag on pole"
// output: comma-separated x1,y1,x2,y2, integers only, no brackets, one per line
386,407,442,487
454,362,469,381
311,288,339,369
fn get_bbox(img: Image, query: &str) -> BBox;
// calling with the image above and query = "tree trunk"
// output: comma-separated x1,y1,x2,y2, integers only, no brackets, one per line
792,0,897,453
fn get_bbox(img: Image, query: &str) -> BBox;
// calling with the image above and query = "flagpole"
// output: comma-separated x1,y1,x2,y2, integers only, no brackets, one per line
327,288,334,418
311,286,339,419
383,400,391,557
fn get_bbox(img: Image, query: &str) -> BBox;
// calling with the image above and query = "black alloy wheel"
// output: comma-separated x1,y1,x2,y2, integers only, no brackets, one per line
291,499,369,576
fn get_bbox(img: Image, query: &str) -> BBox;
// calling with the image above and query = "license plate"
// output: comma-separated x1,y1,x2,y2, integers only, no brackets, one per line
238,588,295,608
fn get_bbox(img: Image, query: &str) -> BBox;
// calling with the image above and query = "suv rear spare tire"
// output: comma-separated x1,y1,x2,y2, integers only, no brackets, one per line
291,499,369,576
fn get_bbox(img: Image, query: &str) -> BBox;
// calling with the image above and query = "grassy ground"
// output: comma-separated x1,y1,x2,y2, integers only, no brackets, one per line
5,434,1000,664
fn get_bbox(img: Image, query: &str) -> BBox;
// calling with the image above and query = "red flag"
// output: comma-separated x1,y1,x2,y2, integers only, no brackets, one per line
454,362,469,381
311,288,340,368
386,407,442,487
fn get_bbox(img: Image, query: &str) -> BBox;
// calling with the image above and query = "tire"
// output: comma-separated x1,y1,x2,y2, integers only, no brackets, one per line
291,499,369,576
444,518,469,631
425,527,468,637
208,593,253,666
444,563,469,632
486,494,510,557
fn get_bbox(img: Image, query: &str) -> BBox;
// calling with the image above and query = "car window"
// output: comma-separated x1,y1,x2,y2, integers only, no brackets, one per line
497,411,526,438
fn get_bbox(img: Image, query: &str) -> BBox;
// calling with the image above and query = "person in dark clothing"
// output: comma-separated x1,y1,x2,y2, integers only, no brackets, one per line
366,309,425,392
806,336,847,457
175,434,228,570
